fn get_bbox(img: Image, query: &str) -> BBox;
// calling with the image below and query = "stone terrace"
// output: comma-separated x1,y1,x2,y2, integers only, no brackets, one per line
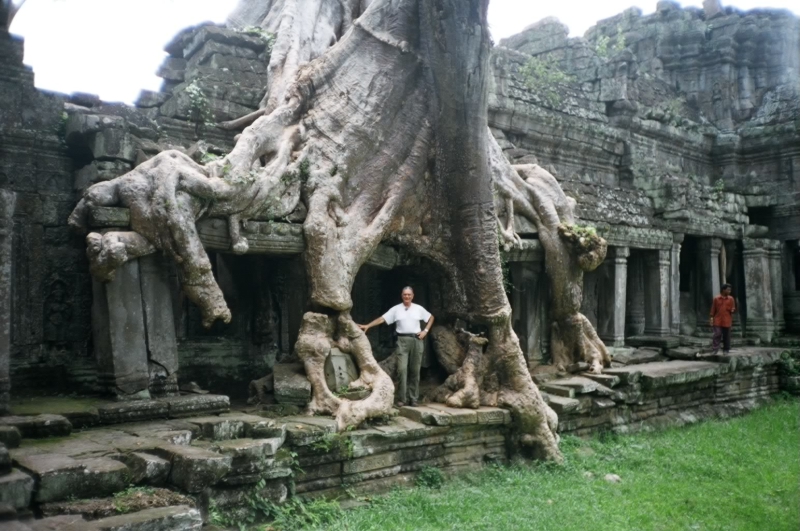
0,348,790,530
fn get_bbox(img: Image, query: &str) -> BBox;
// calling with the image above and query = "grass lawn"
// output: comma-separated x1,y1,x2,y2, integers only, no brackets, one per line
305,399,799,531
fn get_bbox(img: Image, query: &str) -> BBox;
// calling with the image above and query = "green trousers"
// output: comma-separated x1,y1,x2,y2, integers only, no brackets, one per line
396,336,424,403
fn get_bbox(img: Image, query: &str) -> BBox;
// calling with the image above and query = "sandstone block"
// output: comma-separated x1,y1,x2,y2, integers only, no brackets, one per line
164,394,229,418
541,383,576,398
0,415,72,438
273,364,312,405
73,505,202,531
0,468,34,509
156,445,231,493
474,407,511,425
118,452,171,485
398,406,452,426
0,426,21,448
543,394,580,415
423,404,478,424
15,454,130,503
97,401,168,425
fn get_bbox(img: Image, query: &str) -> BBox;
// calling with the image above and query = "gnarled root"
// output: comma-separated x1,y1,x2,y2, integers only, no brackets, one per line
430,325,467,375
86,231,156,282
488,320,561,462
551,313,611,374
430,329,488,409
295,311,394,431
429,321,561,462
557,223,607,272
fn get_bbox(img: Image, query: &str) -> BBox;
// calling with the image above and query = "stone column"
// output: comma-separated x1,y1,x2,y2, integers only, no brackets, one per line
93,260,151,400
696,238,722,334
0,190,15,414
766,241,784,335
139,254,180,396
625,252,645,337
643,249,672,336
670,234,683,336
742,238,775,342
599,247,629,347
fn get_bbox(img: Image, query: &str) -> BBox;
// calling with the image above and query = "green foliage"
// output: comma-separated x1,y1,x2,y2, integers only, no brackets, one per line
595,26,626,58
518,55,574,107
415,466,444,489
112,486,155,514
564,223,597,239
298,401,800,530
778,350,800,376
311,432,355,460
281,158,311,186
713,178,725,199
185,80,215,128
209,479,342,531
200,151,222,164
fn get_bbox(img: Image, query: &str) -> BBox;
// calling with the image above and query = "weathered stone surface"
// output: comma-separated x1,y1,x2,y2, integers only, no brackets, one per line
0,443,10,473
163,395,230,418
611,347,664,365
398,406,453,426
0,415,71,438
14,454,130,503
0,468,34,509
28,515,88,531
581,373,621,388
474,407,512,425
543,395,580,415
211,437,282,476
154,445,231,493
97,401,168,425
273,364,311,406
424,404,478,425
68,505,203,531
540,383,576,398
0,426,21,448
118,452,171,485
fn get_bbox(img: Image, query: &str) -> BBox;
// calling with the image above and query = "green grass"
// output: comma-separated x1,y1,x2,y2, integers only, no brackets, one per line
308,399,799,531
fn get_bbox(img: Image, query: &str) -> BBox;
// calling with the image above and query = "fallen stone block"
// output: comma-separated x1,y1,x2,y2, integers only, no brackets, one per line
543,394,580,415
398,406,452,426
0,415,72,438
163,395,229,418
474,407,511,425
581,373,621,388
97,401,169,425
211,438,282,476
154,445,231,493
666,347,701,360
611,347,664,365
0,426,21,448
0,468,34,509
27,515,87,530
540,383,576,398
67,505,202,531
423,404,478,425
14,454,130,503
549,377,599,394
118,452,171,485
273,364,312,406
39,488,193,520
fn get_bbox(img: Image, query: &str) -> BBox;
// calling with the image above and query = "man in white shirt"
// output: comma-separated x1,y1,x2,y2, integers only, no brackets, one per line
358,286,435,407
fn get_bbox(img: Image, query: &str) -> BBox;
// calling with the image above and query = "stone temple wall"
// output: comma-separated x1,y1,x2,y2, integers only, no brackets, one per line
0,1,799,403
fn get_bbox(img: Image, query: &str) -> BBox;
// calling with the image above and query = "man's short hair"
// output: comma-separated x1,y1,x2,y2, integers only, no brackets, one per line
721,283,732,291
401,286,414,294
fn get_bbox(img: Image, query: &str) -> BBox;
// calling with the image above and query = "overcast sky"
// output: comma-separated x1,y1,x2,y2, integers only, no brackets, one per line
10,0,800,103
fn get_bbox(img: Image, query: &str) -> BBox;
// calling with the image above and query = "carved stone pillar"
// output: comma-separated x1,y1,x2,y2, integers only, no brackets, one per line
0,190,15,414
743,238,775,341
92,260,151,400
696,238,722,334
644,249,672,337
625,252,645,337
670,234,683,335
599,247,629,347
766,241,784,335
139,254,180,396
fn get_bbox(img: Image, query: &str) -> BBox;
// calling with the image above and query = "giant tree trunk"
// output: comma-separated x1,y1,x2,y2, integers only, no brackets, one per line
69,0,561,460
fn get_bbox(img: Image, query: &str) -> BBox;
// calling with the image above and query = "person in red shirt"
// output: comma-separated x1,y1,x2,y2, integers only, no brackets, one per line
709,283,736,354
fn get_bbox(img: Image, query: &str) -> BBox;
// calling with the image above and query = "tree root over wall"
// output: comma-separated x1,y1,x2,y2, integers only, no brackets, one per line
65,0,619,462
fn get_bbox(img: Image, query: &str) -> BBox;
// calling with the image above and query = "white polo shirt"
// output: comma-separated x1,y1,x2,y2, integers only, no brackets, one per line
382,303,432,334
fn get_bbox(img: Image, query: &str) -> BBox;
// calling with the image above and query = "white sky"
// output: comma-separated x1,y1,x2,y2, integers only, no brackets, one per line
10,0,800,103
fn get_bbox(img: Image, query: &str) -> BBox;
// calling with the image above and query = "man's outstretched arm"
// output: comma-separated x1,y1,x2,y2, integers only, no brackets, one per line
358,317,386,332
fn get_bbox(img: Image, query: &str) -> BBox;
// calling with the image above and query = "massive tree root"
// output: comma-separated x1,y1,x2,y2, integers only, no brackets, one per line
68,0,563,459
490,141,611,373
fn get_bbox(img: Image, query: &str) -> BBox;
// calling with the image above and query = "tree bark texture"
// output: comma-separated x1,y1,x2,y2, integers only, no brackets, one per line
69,0,567,460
